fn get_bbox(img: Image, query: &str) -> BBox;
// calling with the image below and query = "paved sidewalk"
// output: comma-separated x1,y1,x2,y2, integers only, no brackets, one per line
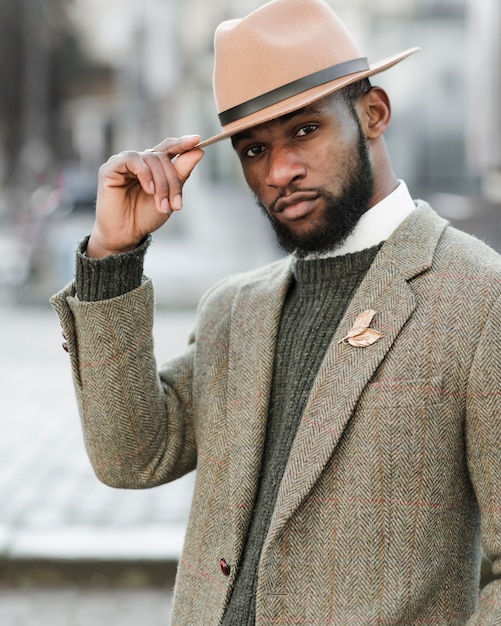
0,303,197,564
0,588,173,626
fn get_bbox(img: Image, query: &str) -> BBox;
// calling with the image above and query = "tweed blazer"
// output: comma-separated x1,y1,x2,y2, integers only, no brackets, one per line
52,204,501,625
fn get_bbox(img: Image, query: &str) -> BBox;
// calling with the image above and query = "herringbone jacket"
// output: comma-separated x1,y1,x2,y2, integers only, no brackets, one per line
51,204,501,624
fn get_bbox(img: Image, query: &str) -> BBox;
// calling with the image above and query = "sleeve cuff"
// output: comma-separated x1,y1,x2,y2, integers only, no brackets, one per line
75,235,151,301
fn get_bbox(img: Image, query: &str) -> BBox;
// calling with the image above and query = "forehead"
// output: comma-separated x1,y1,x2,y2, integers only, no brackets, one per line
231,95,342,145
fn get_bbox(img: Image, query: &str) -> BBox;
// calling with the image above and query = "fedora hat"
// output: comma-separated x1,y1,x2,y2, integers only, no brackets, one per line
197,0,419,148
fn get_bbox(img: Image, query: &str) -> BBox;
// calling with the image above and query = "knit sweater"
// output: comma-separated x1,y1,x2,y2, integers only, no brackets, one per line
221,245,381,626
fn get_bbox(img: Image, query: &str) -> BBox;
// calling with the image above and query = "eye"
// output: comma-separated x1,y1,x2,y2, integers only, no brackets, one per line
295,124,319,137
244,144,266,158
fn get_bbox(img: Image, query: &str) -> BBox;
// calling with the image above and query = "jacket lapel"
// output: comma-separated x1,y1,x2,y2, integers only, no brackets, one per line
266,204,449,543
226,259,294,552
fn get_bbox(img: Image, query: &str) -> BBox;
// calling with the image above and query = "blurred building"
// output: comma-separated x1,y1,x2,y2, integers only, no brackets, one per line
2,0,501,304
466,0,501,201
64,0,501,197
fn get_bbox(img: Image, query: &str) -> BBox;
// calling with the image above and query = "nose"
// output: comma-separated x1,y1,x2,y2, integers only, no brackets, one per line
265,145,307,188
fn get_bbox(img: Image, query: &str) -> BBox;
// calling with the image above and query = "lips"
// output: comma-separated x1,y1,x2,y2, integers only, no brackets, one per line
274,191,320,220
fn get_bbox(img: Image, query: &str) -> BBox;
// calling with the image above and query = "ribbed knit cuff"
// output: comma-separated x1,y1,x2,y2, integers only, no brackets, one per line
75,235,151,302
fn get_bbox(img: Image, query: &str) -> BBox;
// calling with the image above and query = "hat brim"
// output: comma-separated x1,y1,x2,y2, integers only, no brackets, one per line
196,47,419,149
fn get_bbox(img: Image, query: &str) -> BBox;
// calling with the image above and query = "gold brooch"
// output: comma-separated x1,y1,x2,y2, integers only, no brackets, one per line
339,309,384,348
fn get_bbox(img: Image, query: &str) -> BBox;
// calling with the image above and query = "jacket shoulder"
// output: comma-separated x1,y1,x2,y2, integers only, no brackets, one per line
437,221,501,279
403,201,501,281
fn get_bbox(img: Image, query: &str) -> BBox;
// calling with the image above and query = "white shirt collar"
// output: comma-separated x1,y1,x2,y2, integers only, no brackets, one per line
303,180,416,259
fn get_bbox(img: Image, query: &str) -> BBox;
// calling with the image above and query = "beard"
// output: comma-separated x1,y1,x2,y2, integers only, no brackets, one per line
257,119,375,258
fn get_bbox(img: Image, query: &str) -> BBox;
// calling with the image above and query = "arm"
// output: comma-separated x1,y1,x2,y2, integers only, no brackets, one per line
466,294,501,624
51,278,198,488
50,135,205,488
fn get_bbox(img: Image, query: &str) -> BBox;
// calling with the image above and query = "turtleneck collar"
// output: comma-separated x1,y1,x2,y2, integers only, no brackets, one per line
293,243,382,286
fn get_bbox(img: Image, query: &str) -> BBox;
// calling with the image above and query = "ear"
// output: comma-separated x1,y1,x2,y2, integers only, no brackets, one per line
357,87,392,140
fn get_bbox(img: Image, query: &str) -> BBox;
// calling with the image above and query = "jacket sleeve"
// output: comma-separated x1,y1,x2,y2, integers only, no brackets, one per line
50,278,197,489
466,294,501,624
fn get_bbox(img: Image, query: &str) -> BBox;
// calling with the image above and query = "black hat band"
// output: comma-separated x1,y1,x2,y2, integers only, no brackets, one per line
218,57,370,126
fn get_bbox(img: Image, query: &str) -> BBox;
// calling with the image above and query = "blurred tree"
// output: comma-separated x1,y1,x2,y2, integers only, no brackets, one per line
0,0,23,183
0,0,110,211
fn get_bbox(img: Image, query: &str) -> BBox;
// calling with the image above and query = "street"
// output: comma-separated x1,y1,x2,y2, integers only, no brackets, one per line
0,588,173,626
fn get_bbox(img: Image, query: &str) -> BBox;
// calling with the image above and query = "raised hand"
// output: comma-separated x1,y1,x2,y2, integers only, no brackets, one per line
87,135,204,258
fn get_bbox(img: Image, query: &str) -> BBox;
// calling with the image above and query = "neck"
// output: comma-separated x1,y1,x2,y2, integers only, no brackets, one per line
368,139,399,210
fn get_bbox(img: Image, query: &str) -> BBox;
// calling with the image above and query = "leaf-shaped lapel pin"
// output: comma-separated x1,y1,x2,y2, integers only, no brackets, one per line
339,309,384,348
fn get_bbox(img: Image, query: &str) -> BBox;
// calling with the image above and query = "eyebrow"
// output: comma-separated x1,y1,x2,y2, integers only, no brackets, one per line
231,104,325,147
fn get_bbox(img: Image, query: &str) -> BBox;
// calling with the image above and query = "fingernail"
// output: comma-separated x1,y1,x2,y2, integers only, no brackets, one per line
172,194,183,210
150,180,155,194
161,198,170,213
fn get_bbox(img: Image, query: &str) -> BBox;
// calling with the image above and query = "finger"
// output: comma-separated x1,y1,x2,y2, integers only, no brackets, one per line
110,139,203,214
147,148,204,213
165,149,205,211
120,159,159,205
150,134,201,158
174,149,205,183
170,149,205,209
143,154,181,214
99,151,155,198
119,152,176,211
173,150,205,186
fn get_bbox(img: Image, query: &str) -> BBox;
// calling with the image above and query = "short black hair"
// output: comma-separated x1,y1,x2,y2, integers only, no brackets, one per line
339,78,372,106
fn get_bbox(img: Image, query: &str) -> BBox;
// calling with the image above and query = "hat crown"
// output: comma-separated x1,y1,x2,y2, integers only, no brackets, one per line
196,0,418,147
213,0,363,114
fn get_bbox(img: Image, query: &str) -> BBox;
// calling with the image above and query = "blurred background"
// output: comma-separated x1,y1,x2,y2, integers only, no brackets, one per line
0,0,499,623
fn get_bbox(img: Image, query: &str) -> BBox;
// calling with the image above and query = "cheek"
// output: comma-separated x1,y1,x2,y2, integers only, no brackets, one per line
321,135,362,181
307,147,348,190
241,166,255,190
241,162,268,201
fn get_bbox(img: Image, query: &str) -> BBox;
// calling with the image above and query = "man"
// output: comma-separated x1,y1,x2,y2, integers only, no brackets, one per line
51,0,501,624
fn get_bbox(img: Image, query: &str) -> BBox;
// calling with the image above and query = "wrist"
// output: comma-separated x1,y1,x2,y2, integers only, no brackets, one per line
86,232,141,259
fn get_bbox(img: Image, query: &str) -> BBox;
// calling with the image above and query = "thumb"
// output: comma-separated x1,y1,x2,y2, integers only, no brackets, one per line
174,148,205,184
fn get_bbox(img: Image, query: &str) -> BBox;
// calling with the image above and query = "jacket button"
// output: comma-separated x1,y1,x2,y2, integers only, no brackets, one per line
219,558,231,576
